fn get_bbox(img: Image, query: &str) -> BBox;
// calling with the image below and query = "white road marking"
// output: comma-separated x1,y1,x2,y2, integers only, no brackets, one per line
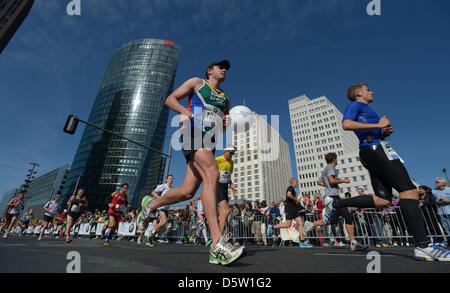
315,253,396,257
0,243,27,247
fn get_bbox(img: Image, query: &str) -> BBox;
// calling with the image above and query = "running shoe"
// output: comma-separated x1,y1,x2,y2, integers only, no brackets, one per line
299,241,313,248
145,232,155,247
38,236,43,241
303,221,314,235
137,238,142,245
415,243,450,262
322,196,336,224
209,236,244,265
104,239,110,246
350,241,368,251
66,237,72,243
205,239,212,246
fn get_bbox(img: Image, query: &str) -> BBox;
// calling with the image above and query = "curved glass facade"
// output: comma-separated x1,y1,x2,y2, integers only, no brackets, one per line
62,39,181,210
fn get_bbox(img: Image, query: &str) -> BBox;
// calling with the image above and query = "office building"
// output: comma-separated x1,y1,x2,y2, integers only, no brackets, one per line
289,95,374,197
62,39,181,210
0,0,35,54
230,113,292,204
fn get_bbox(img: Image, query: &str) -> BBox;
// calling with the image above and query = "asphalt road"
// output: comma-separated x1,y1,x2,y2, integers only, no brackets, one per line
0,236,448,273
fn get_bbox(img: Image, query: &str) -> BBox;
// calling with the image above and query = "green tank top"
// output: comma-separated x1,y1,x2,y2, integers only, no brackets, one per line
188,80,230,138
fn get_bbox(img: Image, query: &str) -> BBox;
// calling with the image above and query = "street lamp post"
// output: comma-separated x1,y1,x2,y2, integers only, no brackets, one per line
443,168,450,185
23,162,39,198
73,173,83,196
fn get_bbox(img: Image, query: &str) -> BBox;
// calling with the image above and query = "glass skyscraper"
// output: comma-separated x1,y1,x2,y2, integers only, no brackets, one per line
62,39,181,210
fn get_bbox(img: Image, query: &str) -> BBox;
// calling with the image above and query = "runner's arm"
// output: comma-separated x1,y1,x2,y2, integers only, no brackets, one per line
7,197,17,207
222,103,231,132
165,78,203,117
342,116,390,131
287,191,300,205
83,197,88,207
151,190,161,199
328,175,349,185
66,195,74,207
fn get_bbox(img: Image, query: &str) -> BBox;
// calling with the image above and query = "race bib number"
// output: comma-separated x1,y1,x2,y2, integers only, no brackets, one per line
70,205,80,213
201,104,223,131
380,141,405,163
219,171,231,184
115,204,125,212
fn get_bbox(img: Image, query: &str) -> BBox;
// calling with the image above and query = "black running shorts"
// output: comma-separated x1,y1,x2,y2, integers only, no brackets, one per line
359,144,416,201
329,196,353,224
67,212,80,221
43,215,54,223
285,206,304,221
108,213,121,222
6,213,18,221
180,127,216,163
216,183,229,203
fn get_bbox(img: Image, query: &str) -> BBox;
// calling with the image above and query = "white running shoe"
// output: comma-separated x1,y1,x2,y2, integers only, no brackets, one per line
209,236,244,265
322,196,336,224
303,221,314,235
137,238,142,245
350,241,368,251
137,196,156,230
415,243,450,262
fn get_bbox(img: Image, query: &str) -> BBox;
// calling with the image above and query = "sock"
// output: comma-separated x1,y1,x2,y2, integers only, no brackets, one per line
399,199,429,247
334,195,376,209
202,228,208,242
107,229,114,240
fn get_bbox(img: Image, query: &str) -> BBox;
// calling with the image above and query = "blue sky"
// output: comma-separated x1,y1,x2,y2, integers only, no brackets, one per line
0,0,449,203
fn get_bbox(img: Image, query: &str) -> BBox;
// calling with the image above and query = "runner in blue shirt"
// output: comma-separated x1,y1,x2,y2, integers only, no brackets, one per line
321,84,450,262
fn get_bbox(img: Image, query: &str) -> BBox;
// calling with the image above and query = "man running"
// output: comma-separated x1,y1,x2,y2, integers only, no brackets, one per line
20,208,33,236
104,183,130,246
1,191,25,239
303,153,368,251
138,175,174,247
216,145,237,235
38,194,61,241
65,188,88,243
137,60,243,265
320,84,449,261
273,178,312,247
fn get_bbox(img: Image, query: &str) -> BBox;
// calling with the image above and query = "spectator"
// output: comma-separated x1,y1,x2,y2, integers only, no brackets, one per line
312,193,325,246
304,195,312,214
229,204,241,246
432,178,450,237
269,202,281,220
252,201,264,245
418,185,445,243
278,200,285,219
242,202,253,245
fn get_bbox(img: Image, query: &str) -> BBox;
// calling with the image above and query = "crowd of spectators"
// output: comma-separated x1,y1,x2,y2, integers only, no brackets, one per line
2,179,449,248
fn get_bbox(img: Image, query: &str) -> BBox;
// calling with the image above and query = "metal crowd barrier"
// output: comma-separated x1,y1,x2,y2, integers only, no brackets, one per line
6,206,450,247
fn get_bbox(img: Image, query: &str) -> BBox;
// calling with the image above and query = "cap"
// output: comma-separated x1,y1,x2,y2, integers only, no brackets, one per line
206,60,230,70
224,145,236,152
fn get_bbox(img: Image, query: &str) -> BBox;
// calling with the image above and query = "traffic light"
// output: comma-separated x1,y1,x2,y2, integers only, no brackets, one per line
64,115,79,135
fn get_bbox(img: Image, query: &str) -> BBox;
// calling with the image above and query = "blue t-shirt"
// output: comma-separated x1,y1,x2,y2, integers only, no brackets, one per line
342,101,383,147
